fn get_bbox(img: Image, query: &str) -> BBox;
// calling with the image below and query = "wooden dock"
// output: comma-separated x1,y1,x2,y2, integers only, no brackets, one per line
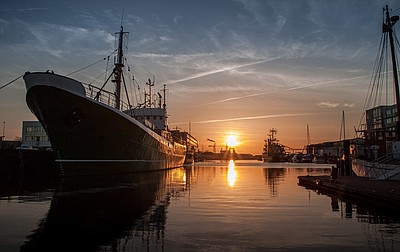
298,175,400,211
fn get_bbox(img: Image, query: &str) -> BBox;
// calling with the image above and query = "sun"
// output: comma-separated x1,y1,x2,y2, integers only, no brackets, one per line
226,134,239,147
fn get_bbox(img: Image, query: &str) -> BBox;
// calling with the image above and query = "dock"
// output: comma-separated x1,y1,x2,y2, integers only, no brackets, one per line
298,175,400,211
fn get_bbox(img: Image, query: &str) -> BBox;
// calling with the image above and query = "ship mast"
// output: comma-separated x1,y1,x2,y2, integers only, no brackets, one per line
113,26,126,110
384,5,400,139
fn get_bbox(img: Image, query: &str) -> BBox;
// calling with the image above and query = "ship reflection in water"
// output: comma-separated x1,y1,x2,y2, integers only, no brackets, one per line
1,161,400,251
19,164,183,252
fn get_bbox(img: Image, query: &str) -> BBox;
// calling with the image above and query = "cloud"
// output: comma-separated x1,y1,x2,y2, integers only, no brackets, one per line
164,57,279,85
21,22,115,58
0,7,49,12
171,112,317,125
343,103,355,108
317,102,340,108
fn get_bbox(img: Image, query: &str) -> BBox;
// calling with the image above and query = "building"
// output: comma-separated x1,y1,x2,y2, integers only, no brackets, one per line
362,105,397,156
170,130,199,163
21,121,51,149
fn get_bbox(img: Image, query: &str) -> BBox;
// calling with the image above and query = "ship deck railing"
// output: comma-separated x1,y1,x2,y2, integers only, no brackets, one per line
83,83,131,112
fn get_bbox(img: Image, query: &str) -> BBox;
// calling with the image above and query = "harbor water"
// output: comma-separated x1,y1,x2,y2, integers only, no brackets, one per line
1,160,400,251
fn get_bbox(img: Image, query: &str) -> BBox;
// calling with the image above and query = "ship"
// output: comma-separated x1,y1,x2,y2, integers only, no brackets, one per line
262,128,287,162
352,5,400,180
23,26,186,176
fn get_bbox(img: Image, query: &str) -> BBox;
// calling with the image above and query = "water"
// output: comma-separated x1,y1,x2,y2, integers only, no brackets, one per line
1,160,400,251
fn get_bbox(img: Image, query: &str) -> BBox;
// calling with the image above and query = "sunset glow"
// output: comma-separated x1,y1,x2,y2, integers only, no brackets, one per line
0,1,392,155
226,134,239,147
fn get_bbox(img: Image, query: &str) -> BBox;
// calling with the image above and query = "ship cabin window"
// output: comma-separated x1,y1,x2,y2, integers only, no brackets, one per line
153,116,156,120
147,116,150,120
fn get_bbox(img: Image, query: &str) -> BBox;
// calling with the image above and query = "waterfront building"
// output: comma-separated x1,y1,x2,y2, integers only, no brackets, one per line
359,105,398,158
21,121,51,149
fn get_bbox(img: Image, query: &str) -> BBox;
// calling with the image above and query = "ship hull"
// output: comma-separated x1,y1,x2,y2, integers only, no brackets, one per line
352,158,400,180
24,74,185,176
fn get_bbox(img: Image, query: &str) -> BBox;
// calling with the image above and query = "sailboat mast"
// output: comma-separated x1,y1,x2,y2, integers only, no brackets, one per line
113,26,125,110
385,5,400,139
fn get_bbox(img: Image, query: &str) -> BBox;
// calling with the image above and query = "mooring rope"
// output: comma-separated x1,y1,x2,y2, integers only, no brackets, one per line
0,74,24,90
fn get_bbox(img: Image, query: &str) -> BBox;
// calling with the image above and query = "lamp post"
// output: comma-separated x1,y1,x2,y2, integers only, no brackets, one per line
2,121,5,139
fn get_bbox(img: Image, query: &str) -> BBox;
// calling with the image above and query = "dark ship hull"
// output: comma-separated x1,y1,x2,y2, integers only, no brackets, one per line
24,72,186,176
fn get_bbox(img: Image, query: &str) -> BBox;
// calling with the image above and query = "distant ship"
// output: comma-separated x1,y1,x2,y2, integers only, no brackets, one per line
262,128,287,162
352,6,400,180
23,26,186,176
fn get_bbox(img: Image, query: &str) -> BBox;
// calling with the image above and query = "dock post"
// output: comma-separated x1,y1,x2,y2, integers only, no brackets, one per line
343,139,351,176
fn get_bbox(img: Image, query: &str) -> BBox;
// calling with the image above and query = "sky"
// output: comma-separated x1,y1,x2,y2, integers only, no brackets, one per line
1,0,399,154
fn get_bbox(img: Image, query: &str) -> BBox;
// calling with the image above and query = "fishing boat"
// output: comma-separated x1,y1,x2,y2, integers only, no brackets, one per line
352,6,400,180
23,26,186,176
262,128,287,162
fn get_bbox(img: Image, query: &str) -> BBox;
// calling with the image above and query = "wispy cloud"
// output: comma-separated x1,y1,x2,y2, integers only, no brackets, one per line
317,102,340,108
0,7,49,12
207,73,371,105
343,103,355,108
171,112,317,125
165,57,280,85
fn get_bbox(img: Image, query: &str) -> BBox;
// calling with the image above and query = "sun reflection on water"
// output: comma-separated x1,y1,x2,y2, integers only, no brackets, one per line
227,160,237,187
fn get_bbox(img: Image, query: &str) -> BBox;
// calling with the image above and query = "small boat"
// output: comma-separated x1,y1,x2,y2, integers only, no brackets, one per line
23,26,186,176
352,5,400,180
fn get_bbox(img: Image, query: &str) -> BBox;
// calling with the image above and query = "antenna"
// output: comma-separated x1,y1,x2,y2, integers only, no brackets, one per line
120,9,124,26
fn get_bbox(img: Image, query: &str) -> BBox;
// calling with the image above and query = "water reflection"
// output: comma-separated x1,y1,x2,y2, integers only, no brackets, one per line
227,160,237,187
263,168,285,196
19,166,180,252
1,161,400,251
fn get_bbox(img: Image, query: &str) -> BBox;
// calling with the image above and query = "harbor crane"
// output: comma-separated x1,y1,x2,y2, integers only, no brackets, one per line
207,138,216,153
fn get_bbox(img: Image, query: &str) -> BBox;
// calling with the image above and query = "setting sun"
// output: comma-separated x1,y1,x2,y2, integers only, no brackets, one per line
226,134,239,147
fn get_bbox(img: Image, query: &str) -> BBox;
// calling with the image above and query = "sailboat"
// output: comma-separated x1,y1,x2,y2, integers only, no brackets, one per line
352,5,400,180
23,26,186,176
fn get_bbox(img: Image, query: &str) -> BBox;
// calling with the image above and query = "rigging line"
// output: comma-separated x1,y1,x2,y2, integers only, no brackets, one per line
0,74,23,90
66,49,117,77
89,63,114,85
121,71,131,108
95,71,114,100
66,57,107,77
359,32,386,129
365,34,384,108
133,77,141,106
104,56,110,83
391,7,400,14
125,69,134,107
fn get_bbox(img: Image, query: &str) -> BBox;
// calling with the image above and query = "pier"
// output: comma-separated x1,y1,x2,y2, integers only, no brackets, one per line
298,175,400,211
